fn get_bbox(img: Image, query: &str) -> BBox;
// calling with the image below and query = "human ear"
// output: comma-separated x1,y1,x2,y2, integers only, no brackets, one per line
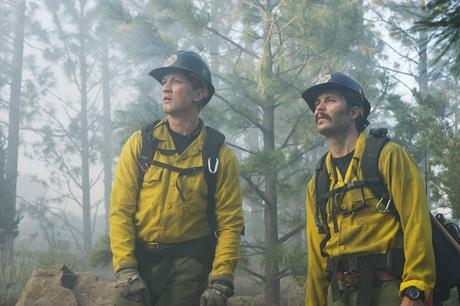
193,88,205,102
350,106,361,120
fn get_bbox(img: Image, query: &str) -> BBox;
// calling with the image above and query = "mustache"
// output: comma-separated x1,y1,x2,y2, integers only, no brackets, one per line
315,113,331,122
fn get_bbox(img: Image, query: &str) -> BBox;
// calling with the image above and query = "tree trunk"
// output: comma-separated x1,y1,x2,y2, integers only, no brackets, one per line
418,0,430,208
2,0,26,276
260,1,280,304
418,0,428,99
263,103,280,306
209,0,220,89
79,0,91,254
101,27,112,235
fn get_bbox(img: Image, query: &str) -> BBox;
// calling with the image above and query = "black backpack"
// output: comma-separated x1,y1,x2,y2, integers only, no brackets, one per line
314,128,460,306
136,120,225,261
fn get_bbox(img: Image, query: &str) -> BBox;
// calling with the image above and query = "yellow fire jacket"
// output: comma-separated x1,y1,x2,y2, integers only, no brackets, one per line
110,118,244,279
305,133,435,306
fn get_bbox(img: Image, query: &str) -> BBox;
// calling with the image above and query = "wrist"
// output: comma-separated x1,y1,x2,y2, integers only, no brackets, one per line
115,268,141,283
403,286,424,301
209,276,234,297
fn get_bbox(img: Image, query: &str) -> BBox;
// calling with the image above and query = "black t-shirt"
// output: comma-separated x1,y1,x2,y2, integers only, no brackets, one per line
332,150,355,179
167,120,203,155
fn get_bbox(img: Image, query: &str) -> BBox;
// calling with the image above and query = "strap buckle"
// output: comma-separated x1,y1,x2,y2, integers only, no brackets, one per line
137,158,150,173
375,194,392,213
343,270,359,276
146,242,160,249
207,157,219,174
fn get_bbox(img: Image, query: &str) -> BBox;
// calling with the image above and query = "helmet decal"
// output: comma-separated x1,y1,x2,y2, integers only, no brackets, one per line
316,74,331,84
163,54,177,67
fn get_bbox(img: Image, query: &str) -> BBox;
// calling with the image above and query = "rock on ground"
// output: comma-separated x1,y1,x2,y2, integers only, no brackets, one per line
16,264,302,306
16,264,115,306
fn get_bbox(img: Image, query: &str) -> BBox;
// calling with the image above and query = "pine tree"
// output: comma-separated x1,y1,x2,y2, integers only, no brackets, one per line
29,0,106,254
0,129,21,281
415,0,460,76
1,0,26,283
372,0,460,216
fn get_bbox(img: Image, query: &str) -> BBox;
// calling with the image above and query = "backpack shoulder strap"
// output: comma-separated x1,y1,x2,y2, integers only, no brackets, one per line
137,120,161,191
202,126,225,232
315,152,330,205
314,152,330,234
361,128,391,202
314,152,332,255
361,128,399,217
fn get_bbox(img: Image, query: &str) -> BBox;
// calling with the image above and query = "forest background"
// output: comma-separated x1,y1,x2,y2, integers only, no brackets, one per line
0,0,459,305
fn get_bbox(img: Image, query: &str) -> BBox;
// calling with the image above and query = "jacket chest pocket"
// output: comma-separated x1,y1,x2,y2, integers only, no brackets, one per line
348,188,389,225
181,172,207,195
179,173,208,212
142,167,163,187
138,167,164,208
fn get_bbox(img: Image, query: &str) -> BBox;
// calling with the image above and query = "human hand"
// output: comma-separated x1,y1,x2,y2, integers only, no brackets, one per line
400,296,426,306
200,277,234,306
115,268,149,302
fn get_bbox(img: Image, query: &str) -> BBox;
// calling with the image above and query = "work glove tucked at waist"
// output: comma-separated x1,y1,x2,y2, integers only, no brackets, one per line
200,276,234,306
115,268,149,302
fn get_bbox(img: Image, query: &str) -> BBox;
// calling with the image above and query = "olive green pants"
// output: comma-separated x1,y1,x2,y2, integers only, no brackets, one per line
113,257,208,306
327,280,402,306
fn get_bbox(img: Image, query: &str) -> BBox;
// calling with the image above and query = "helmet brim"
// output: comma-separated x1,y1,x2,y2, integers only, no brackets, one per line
301,82,370,117
149,67,215,107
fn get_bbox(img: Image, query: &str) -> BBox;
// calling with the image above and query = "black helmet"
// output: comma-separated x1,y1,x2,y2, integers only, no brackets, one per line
301,72,370,118
149,51,215,107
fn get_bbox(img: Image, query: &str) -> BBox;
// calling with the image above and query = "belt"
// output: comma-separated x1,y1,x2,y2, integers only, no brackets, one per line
137,236,209,257
336,270,399,287
327,249,405,306
143,241,176,251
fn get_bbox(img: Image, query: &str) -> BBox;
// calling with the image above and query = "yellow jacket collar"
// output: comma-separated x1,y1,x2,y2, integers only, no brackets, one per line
152,117,206,159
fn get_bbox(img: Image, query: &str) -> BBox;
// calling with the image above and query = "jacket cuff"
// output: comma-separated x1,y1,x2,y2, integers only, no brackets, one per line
400,280,432,303
115,261,137,273
210,275,233,284
209,273,234,282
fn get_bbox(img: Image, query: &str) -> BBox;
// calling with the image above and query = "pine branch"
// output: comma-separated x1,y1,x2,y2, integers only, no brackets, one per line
65,177,83,208
276,268,291,279
238,265,266,281
280,166,310,183
51,150,83,190
241,174,272,206
204,25,260,59
62,209,84,245
278,223,305,244
242,240,266,251
375,63,416,78
213,72,264,107
278,111,307,150
226,142,255,155
214,92,265,132
90,168,104,189
90,199,103,237
375,35,419,66
46,89,80,113
19,196,83,236
369,4,420,52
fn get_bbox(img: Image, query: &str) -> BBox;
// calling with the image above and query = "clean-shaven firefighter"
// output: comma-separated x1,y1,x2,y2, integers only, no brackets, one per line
110,51,244,306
